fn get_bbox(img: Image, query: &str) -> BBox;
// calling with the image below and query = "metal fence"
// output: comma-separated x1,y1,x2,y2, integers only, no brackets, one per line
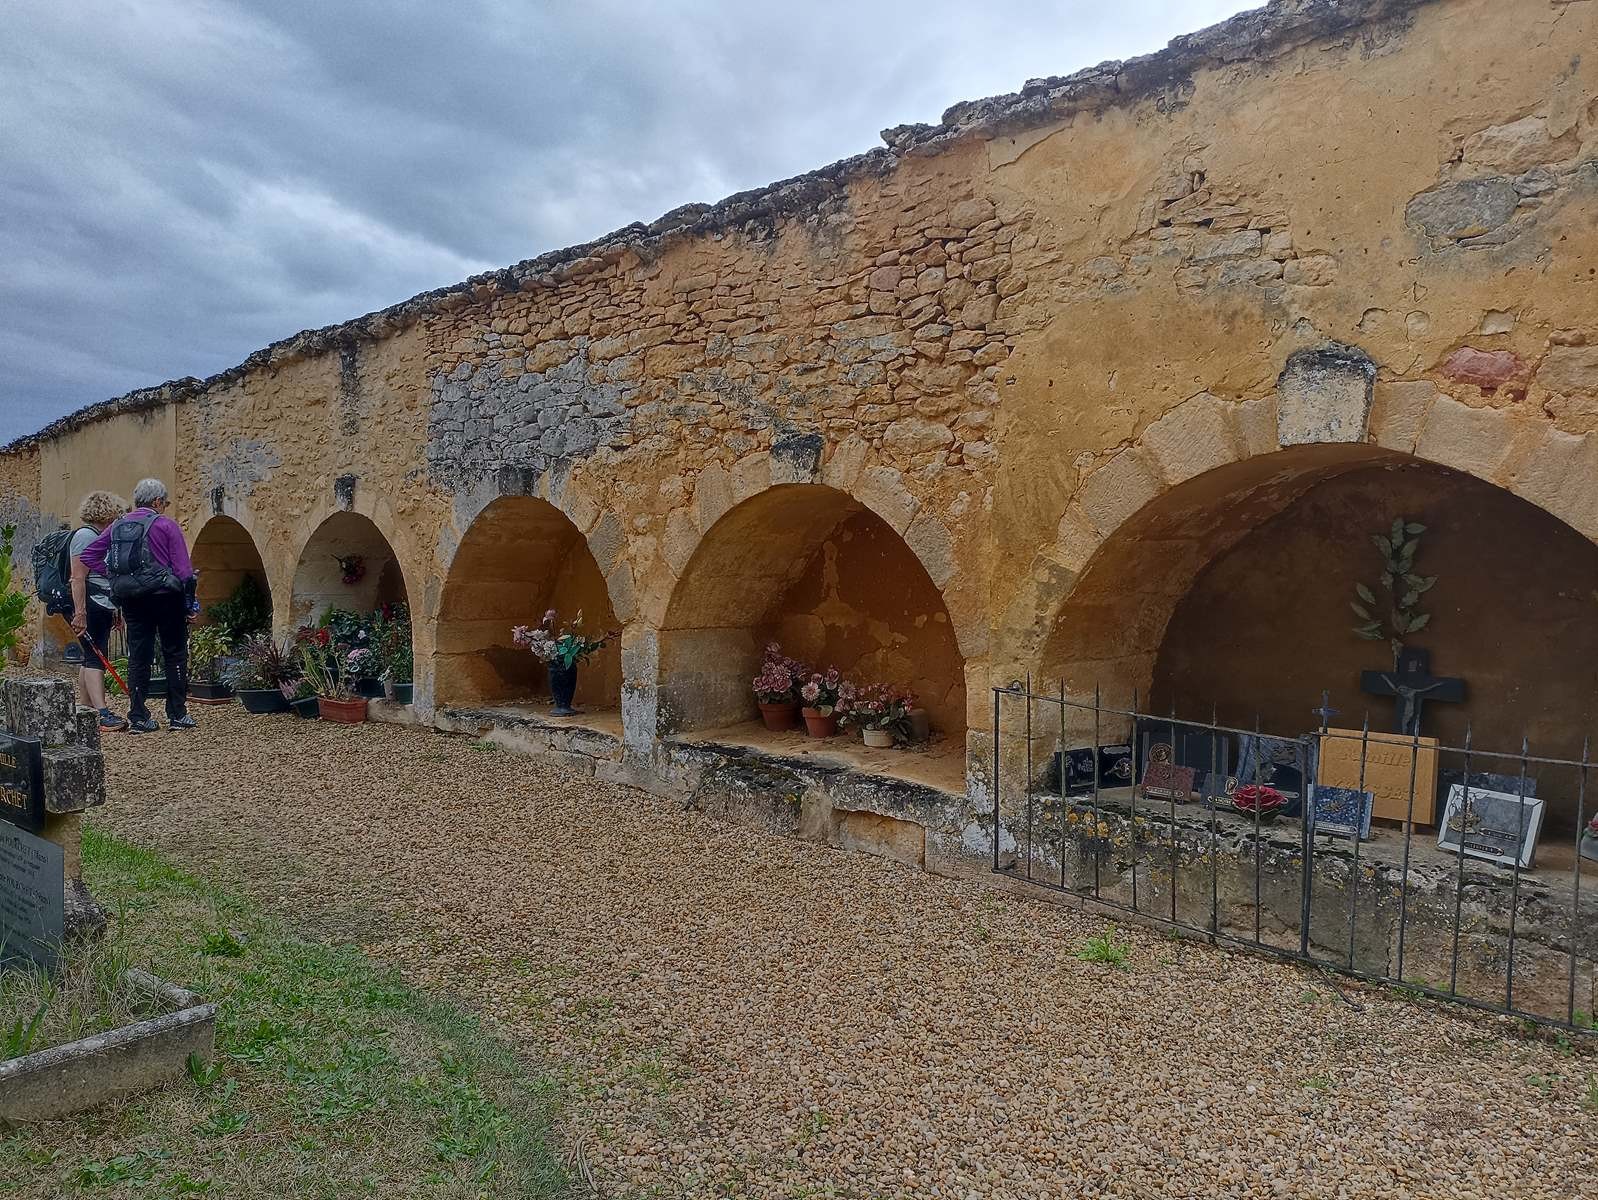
990,682,1597,1034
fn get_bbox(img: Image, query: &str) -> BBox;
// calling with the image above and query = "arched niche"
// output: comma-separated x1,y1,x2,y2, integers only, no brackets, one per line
660,482,966,735
290,511,408,627
434,496,620,710
191,515,272,636
1036,445,1598,830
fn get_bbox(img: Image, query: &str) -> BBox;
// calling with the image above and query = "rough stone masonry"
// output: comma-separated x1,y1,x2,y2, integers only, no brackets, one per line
0,0,1595,907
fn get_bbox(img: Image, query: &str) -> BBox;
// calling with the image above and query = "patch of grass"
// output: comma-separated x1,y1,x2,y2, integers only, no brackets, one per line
1076,927,1132,970
1302,1074,1332,1091
0,923,143,1055
468,739,502,753
1584,1074,1598,1113
0,828,568,1199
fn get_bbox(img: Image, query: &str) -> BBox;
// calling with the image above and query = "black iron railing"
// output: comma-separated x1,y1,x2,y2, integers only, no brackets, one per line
990,681,1596,1034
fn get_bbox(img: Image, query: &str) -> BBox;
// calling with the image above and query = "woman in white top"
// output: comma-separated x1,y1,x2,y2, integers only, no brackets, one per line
68,490,129,729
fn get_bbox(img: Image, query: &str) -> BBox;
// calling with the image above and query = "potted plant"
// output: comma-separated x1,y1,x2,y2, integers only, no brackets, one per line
297,626,366,723
187,625,235,703
1580,811,1598,863
751,643,805,731
346,645,384,697
511,609,617,717
224,635,298,714
1232,784,1286,824
281,678,320,719
373,603,414,704
798,668,845,738
840,682,916,748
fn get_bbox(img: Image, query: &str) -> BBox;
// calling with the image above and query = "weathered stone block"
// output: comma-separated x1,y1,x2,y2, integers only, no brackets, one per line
1534,345,1598,397
1,678,75,747
1276,344,1377,446
42,745,106,814
1405,178,1519,242
769,432,824,484
1141,393,1236,485
1076,450,1161,538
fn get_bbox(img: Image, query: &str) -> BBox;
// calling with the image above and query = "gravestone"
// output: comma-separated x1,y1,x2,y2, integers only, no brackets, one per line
0,677,106,967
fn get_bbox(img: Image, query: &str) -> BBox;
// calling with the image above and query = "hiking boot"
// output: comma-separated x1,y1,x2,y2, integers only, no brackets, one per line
168,715,198,731
98,708,128,731
126,718,160,734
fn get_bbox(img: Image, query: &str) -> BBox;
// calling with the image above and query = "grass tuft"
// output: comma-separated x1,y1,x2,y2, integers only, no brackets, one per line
1076,927,1132,970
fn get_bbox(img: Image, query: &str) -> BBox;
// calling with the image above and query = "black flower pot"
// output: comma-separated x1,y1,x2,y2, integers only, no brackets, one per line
190,680,234,703
389,683,413,704
238,688,290,714
291,695,320,719
356,676,386,699
548,662,579,716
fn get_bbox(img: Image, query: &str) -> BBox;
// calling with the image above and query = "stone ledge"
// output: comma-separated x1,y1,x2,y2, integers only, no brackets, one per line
0,969,217,1123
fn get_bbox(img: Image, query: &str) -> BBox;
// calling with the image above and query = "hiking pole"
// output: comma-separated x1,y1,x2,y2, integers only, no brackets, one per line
46,612,130,696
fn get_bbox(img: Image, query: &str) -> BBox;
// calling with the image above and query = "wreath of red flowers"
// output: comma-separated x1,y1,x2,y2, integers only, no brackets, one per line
334,553,365,586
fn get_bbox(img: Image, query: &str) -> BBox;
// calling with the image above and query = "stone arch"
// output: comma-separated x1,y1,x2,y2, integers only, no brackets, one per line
290,510,413,629
1009,366,1598,684
283,485,423,633
191,514,273,636
433,494,622,710
655,480,969,737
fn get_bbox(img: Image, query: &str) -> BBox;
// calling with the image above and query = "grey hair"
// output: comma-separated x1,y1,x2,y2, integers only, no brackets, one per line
131,478,169,508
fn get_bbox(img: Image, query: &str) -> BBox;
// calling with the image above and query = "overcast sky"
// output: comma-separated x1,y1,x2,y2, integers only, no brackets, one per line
0,0,1251,443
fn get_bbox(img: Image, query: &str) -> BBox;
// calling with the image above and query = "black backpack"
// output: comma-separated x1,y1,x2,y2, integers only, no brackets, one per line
105,513,181,602
31,525,86,616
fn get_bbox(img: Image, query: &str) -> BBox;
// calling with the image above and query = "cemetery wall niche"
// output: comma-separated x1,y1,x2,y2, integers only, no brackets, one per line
434,495,621,710
289,511,408,629
659,484,967,735
1152,459,1598,830
191,515,272,630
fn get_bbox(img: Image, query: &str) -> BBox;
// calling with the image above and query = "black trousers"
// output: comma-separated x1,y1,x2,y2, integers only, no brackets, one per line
123,592,189,723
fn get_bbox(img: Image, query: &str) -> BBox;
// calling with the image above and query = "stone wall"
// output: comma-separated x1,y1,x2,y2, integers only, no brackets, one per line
0,0,1594,855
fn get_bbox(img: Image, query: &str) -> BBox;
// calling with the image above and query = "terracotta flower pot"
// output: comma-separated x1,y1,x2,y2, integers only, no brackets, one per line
801,707,838,738
862,728,894,748
318,695,368,724
758,700,800,731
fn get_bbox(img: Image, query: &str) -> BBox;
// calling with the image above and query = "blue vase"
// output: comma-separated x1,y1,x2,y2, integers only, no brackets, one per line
549,662,579,716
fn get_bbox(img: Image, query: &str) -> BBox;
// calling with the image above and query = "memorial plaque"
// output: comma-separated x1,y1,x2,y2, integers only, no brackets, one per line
1309,785,1375,840
1316,728,1439,825
0,732,45,833
1437,784,1544,869
1054,745,1134,795
1141,761,1196,801
0,820,65,968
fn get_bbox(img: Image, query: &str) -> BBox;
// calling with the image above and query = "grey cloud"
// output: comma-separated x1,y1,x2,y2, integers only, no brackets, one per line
0,0,1250,441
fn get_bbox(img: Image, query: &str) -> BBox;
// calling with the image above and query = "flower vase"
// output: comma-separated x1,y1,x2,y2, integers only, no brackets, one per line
549,662,580,716
862,728,894,748
758,700,800,731
801,707,838,738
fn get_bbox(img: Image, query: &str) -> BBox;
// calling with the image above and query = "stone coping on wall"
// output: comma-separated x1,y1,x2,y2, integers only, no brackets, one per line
0,968,218,1123
0,0,1438,454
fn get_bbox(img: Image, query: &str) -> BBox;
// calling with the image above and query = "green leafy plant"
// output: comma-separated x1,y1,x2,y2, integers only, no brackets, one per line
188,625,234,683
4,997,49,1058
0,524,31,663
1076,928,1131,970
204,574,271,644
223,635,300,691
1352,515,1435,666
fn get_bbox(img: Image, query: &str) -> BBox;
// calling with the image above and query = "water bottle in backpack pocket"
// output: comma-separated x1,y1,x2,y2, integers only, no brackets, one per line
106,513,181,602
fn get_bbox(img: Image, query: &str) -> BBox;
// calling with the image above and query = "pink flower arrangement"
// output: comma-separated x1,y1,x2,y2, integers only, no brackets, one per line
511,609,617,668
798,667,844,715
752,642,808,704
839,682,917,733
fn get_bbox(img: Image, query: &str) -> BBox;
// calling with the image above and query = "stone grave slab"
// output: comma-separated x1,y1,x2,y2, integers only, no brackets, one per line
0,821,65,968
1317,728,1439,825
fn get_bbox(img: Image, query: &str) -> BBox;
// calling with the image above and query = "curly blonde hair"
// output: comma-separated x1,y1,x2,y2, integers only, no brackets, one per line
77,490,128,529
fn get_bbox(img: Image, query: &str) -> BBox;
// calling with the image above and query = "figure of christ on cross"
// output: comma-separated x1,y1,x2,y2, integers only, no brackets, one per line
1360,647,1464,737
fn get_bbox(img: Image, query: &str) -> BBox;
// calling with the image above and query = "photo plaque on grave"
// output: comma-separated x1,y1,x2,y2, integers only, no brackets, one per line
1316,729,1439,825
1141,761,1196,801
1437,784,1544,869
1309,785,1375,840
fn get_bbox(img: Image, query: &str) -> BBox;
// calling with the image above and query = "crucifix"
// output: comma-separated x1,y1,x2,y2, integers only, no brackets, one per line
1360,647,1465,736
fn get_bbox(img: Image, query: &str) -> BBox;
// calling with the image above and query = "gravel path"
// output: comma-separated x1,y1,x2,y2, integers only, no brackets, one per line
100,708,1597,1199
